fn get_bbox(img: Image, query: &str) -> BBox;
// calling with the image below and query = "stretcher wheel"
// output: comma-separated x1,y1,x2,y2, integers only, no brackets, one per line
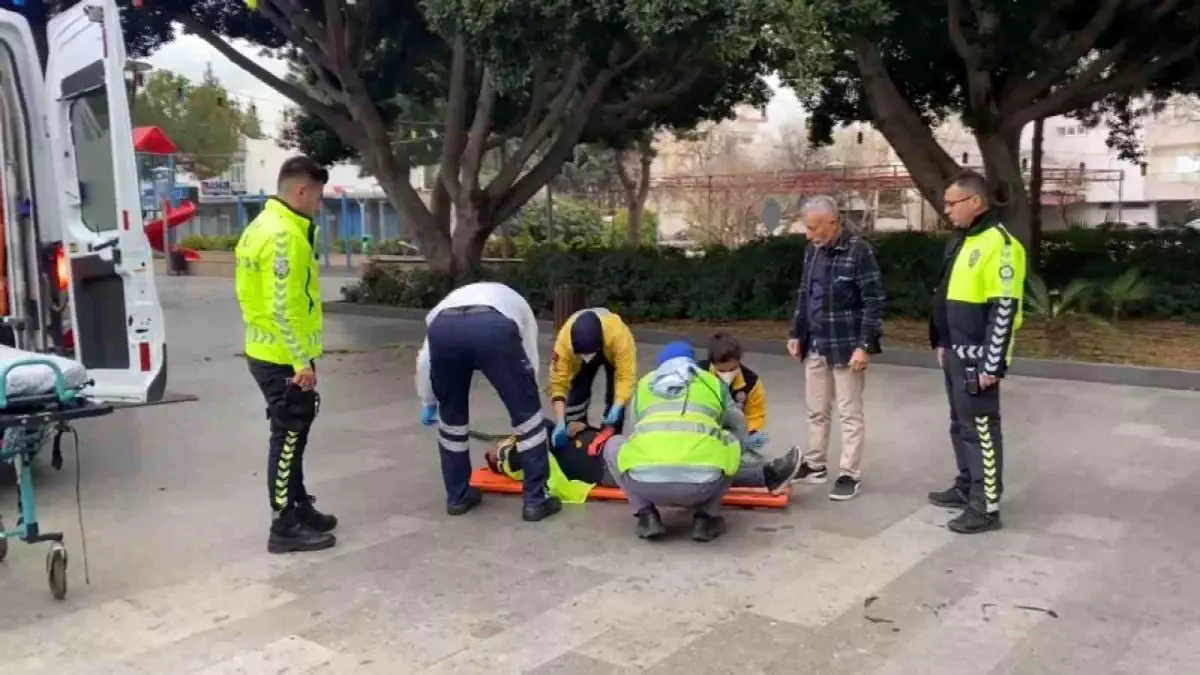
0,518,7,562
46,542,67,600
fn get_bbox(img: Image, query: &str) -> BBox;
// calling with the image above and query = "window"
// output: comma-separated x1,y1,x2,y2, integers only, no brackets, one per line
68,86,117,233
1057,127,1068,136
1174,155,1200,174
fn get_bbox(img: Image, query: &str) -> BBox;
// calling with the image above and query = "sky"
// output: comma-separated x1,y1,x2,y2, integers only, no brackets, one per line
145,33,807,139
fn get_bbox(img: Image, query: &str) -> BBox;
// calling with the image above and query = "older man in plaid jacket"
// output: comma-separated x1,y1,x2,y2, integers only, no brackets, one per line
786,196,886,501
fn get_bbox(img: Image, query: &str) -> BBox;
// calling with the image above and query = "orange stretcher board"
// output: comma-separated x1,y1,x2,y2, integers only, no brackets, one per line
469,468,791,509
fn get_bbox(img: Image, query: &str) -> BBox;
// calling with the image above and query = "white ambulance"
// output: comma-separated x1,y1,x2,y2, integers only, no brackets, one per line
0,0,166,404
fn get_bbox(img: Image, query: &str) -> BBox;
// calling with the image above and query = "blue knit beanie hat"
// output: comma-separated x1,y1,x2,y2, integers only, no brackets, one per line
656,341,695,366
570,311,604,354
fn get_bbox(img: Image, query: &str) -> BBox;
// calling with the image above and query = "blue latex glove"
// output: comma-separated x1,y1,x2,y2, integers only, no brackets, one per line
603,405,623,426
746,431,768,451
552,420,569,448
420,403,438,426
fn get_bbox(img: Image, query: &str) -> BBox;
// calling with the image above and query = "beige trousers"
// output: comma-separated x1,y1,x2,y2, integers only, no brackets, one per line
804,353,867,479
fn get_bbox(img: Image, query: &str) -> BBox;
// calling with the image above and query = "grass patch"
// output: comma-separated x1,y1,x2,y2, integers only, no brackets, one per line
633,318,1200,371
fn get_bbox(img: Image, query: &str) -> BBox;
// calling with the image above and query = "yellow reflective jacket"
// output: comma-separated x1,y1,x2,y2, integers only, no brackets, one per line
617,369,742,476
549,308,637,405
940,212,1027,375
497,439,594,504
235,198,323,369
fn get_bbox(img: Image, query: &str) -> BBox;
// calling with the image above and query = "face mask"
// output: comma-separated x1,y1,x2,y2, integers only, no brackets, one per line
579,353,597,363
717,370,738,384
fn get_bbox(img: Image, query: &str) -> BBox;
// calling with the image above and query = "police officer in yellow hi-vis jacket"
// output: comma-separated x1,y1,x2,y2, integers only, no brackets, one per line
236,156,337,554
928,172,1026,535
549,308,637,446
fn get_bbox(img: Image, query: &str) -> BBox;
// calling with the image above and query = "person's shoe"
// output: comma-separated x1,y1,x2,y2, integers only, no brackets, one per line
763,446,802,494
635,509,666,540
927,486,969,509
829,475,861,501
947,508,1001,534
447,488,484,516
268,512,336,554
295,496,338,533
522,496,563,522
691,513,727,542
793,461,828,485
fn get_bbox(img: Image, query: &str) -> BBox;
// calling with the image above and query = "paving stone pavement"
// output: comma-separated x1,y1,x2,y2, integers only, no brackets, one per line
2,276,1199,674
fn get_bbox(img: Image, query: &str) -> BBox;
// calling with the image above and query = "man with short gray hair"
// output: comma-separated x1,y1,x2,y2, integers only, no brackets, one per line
786,196,885,500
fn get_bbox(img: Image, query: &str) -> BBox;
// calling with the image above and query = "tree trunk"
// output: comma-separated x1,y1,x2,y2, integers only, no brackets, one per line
1029,119,1045,271
976,129,1031,245
853,43,961,218
448,198,492,287
616,135,653,245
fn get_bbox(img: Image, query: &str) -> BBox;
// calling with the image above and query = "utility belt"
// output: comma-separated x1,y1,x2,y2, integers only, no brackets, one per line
444,304,496,315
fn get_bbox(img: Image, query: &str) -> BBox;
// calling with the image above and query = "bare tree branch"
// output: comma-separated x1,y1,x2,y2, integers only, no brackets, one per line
1003,0,1173,109
174,12,355,140
439,32,469,200
946,0,981,71
461,67,496,197
487,56,585,197
1009,36,1200,128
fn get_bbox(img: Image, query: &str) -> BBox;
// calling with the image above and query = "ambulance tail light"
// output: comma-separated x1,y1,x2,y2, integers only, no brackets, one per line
54,243,68,291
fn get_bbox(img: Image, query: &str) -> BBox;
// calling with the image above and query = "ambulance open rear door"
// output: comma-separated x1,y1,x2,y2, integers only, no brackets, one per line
43,0,166,403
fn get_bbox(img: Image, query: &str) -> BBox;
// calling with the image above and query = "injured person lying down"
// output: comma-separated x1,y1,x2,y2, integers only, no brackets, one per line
485,420,800,504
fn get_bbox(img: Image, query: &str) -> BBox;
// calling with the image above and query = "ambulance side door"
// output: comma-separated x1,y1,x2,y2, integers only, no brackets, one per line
44,0,166,403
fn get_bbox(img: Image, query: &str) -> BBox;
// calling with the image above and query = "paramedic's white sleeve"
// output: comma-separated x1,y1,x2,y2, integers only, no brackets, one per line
519,303,541,387
415,338,435,406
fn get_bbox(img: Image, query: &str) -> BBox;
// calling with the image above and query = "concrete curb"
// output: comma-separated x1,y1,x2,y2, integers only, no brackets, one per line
323,301,1200,392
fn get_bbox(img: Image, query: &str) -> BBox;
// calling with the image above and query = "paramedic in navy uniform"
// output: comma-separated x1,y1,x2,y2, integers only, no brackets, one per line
415,282,562,522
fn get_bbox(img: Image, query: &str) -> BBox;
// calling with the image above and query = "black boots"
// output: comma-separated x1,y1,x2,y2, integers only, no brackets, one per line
447,488,484,516
947,507,1001,534
522,496,563,522
295,496,338,532
692,513,727,542
268,507,336,554
636,508,666,539
928,485,969,508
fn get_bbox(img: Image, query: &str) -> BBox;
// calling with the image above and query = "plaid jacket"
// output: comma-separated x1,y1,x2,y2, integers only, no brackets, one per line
788,229,886,367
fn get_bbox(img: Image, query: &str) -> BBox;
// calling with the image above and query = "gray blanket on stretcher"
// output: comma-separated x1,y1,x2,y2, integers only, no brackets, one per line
0,345,88,400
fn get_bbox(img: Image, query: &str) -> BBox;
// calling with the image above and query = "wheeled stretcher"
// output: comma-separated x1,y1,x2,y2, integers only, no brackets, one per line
0,347,112,600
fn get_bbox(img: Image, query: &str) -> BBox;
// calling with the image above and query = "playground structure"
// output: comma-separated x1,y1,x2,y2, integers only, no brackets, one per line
133,126,199,262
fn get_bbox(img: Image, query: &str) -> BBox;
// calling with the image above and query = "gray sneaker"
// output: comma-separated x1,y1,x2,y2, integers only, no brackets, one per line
763,446,802,494
829,475,861,501
793,461,828,485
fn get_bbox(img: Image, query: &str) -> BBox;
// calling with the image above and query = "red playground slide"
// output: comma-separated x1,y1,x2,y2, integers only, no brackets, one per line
144,201,200,260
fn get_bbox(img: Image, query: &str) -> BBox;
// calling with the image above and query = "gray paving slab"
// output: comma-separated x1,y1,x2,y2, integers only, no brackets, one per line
1,276,1199,674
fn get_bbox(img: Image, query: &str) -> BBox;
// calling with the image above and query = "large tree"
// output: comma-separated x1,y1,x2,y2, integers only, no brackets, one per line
782,0,1200,245
121,0,787,283
132,65,257,177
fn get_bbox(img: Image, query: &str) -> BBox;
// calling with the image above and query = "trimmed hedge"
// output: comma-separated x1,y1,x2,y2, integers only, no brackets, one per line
345,229,1200,322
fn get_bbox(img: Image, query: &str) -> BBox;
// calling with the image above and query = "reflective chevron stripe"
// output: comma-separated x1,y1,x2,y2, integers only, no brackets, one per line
274,430,299,509
976,415,999,513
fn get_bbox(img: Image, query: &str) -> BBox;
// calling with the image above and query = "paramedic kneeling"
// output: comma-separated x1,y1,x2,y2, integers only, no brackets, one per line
416,282,562,522
603,341,744,542
236,156,337,554
549,308,637,445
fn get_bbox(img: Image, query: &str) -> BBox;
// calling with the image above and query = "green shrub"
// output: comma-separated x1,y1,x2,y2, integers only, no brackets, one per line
346,229,1200,322
179,234,240,251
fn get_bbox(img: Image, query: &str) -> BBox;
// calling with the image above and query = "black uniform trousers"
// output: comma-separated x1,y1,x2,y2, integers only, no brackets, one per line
248,357,320,513
427,306,552,509
565,355,626,430
943,349,1004,514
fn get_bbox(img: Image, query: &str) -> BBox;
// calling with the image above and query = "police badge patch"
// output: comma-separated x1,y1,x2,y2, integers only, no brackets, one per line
968,249,981,267
273,256,290,279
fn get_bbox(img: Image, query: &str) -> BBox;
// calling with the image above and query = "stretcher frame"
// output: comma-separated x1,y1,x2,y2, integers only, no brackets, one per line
0,358,113,600
469,467,792,510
